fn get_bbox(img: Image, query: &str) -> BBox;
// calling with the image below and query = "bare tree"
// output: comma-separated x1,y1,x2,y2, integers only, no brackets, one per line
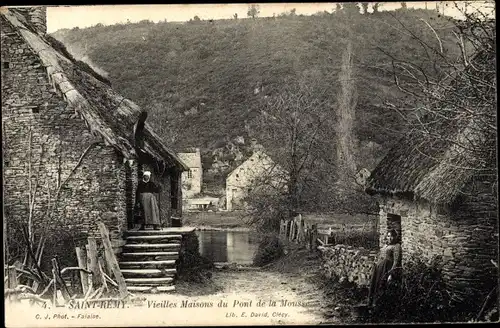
373,2,381,13
381,2,496,184
247,81,335,223
335,39,359,192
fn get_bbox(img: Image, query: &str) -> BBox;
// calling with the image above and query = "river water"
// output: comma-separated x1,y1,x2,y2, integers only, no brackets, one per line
196,230,260,264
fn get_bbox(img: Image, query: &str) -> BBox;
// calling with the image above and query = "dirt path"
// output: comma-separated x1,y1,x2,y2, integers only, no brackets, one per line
174,268,338,325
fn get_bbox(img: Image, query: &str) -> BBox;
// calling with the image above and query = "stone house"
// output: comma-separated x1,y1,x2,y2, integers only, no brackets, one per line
365,48,497,304
183,195,221,212
1,7,188,254
226,149,287,211
177,148,202,198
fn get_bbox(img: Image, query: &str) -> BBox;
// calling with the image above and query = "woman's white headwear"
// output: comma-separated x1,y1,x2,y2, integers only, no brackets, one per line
143,171,151,177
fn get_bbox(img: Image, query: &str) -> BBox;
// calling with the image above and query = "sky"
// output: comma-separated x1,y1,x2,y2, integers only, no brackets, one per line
43,2,492,33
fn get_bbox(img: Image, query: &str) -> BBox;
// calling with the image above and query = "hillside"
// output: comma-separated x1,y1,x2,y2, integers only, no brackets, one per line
51,8,462,203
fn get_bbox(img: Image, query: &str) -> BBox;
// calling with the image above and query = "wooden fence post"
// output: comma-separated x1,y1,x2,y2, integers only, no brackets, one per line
51,258,71,302
7,266,18,302
87,237,103,287
75,247,89,294
97,222,128,299
312,224,318,249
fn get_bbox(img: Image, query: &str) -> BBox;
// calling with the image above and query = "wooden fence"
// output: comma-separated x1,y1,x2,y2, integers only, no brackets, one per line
4,222,128,305
279,213,378,249
279,214,320,249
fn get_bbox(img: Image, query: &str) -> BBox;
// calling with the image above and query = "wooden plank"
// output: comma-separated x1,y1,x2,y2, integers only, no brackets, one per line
85,244,93,290
7,266,18,302
98,260,108,291
51,258,71,302
87,237,103,288
75,247,89,294
97,222,128,299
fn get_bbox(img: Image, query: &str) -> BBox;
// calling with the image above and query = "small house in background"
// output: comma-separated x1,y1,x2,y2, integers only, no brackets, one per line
226,146,287,211
183,195,221,212
366,48,497,305
1,7,188,259
177,148,202,198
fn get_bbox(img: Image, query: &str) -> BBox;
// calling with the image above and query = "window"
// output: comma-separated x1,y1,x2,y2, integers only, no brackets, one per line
2,62,10,69
32,107,40,113
187,170,193,179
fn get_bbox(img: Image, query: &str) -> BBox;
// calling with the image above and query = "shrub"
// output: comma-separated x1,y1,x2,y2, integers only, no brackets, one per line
253,233,284,267
176,232,214,282
369,256,462,323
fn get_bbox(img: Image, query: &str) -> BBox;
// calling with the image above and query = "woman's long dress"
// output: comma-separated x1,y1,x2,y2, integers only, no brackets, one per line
136,181,161,225
368,243,402,305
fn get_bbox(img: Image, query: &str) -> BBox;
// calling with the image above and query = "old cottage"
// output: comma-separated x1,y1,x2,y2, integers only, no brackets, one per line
1,7,188,257
177,148,203,198
226,148,287,211
365,47,497,304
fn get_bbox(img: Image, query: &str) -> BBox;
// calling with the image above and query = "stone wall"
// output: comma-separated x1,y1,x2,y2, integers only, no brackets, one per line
378,179,498,303
318,245,378,287
2,15,127,260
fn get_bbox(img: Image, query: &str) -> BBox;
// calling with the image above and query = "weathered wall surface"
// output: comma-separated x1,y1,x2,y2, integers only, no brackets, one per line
226,150,285,211
318,245,378,287
1,15,127,257
378,179,498,303
177,149,202,198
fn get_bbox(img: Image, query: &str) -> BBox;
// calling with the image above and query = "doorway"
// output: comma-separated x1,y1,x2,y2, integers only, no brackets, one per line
386,213,402,243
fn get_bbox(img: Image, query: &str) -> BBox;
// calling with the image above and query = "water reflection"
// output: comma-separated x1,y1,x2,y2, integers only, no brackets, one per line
196,230,259,264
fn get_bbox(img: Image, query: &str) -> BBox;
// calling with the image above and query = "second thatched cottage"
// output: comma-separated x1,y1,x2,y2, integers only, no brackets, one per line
365,46,497,306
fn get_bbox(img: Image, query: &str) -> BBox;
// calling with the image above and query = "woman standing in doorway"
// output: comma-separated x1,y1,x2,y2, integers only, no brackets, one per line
136,171,162,230
367,229,402,307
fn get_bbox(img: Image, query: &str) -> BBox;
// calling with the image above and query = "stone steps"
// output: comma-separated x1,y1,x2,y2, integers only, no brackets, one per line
123,243,181,251
125,277,174,286
119,228,197,293
127,230,185,236
126,235,182,244
121,252,179,261
127,285,176,293
119,260,177,269
119,230,184,293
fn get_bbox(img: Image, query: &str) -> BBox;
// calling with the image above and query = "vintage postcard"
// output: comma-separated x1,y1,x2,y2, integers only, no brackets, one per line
2,2,498,326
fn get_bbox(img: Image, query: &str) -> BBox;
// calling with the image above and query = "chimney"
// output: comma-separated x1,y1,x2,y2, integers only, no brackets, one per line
16,6,47,35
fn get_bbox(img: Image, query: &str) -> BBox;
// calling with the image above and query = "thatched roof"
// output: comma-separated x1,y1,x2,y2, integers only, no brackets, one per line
366,46,496,204
2,8,188,172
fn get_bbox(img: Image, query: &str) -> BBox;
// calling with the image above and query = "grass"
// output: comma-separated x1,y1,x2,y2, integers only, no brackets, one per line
328,229,378,249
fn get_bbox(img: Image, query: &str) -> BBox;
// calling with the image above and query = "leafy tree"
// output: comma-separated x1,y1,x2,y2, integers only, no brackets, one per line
401,2,407,9
247,4,260,19
233,13,238,20
373,2,381,13
193,15,201,21
342,3,360,15
361,2,369,14
290,8,297,16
